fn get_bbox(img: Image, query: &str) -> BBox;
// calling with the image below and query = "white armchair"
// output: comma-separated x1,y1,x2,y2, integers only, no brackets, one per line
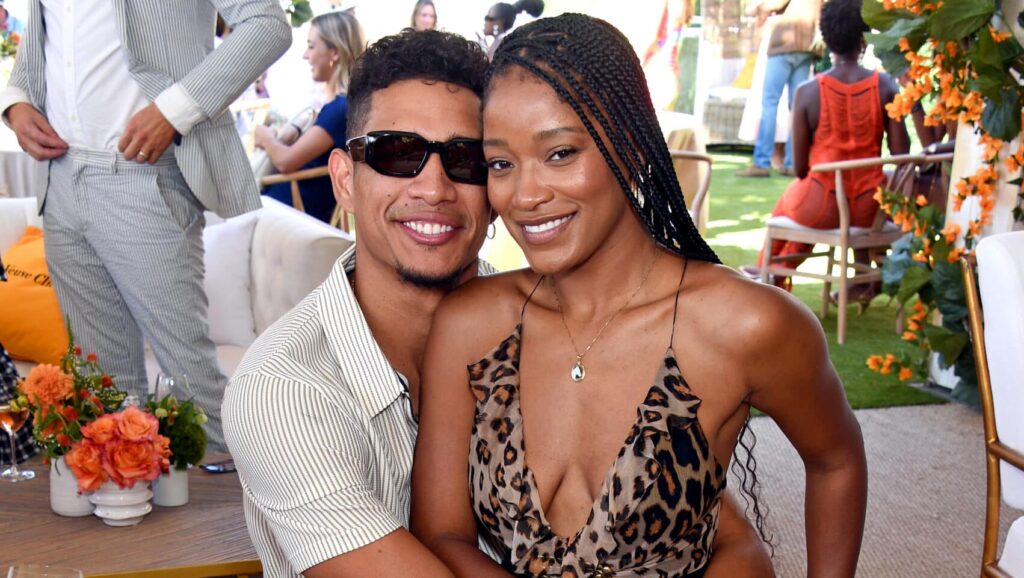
963,231,1024,577
0,196,352,381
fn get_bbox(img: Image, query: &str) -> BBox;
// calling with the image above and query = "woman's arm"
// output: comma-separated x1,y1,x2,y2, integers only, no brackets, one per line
254,124,334,174
790,80,815,179
410,293,514,577
743,290,867,578
879,73,911,156
704,492,775,577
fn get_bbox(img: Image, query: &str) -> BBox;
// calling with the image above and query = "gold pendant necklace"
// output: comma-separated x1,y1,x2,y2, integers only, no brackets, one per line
551,252,658,382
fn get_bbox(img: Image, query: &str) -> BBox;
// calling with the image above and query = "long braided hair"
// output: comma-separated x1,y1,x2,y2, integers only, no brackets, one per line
486,13,774,548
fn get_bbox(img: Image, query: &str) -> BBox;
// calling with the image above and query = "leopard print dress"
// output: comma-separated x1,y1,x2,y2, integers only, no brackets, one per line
467,272,726,578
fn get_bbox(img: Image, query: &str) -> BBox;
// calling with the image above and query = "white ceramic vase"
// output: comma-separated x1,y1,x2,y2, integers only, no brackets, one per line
88,481,153,527
152,466,189,507
49,457,94,517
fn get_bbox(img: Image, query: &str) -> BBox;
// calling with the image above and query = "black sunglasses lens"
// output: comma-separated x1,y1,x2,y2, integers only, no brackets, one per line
370,134,427,176
443,140,487,183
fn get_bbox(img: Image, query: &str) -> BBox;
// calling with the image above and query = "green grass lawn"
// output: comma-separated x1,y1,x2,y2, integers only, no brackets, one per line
703,152,943,409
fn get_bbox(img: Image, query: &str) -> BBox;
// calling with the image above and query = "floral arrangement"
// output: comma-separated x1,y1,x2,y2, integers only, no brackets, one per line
63,406,171,492
0,30,20,59
861,0,1022,402
144,393,208,471
863,189,975,401
12,342,128,461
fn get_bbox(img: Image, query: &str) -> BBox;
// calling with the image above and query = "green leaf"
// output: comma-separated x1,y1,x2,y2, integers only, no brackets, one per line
998,35,1024,63
866,31,901,52
896,265,932,304
971,25,1004,77
862,0,917,31
928,0,995,41
981,86,1023,141
924,325,969,365
286,0,313,27
968,75,1007,100
1009,177,1024,186
880,47,910,76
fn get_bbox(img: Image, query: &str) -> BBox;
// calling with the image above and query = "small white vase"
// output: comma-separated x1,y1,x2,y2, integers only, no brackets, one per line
152,466,189,507
88,481,153,527
49,457,94,517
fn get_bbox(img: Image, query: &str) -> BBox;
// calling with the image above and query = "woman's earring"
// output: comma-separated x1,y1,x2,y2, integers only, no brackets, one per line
487,222,496,240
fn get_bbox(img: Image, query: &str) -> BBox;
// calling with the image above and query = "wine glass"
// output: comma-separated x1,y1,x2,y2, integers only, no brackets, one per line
6,565,83,578
153,373,192,400
0,403,34,482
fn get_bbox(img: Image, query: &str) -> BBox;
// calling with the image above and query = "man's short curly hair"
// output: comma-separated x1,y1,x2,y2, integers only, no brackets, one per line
820,0,869,57
346,29,489,137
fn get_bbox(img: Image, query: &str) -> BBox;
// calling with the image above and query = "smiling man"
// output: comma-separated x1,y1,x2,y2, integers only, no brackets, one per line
222,30,493,578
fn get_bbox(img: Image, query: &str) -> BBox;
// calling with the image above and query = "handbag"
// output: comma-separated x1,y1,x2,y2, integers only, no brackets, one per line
251,107,318,182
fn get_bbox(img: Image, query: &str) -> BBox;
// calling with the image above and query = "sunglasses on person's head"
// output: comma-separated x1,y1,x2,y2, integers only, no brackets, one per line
346,131,488,186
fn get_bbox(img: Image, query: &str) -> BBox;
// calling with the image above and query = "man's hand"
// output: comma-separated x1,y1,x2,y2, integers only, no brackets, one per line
118,103,178,164
5,103,68,161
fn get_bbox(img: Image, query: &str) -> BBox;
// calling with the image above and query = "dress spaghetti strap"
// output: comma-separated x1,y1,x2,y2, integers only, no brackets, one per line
521,275,545,323
669,258,690,349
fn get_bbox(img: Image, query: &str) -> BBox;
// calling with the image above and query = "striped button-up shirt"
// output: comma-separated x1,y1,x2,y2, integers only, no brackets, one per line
223,246,494,577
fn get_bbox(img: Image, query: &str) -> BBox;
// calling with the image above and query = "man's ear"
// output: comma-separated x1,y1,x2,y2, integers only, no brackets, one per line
330,148,356,213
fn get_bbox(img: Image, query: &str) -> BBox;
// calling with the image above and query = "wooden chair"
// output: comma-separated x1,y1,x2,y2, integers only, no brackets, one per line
259,166,352,232
229,98,272,156
669,149,713,232
758,153,925,345
962,232,1024,578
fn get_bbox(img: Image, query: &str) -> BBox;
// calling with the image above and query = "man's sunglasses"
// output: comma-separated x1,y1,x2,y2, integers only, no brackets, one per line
346,131,487,185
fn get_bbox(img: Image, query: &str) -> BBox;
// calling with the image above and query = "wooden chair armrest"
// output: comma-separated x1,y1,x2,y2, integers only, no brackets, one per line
669,149,713,229
811,153,926,173
258,165,331,187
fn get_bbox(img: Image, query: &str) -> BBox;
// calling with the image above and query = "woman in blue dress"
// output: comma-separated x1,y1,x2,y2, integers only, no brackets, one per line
256,11,364,224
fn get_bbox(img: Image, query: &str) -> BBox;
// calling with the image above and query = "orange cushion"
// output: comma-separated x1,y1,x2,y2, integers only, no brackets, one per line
0,227,68,364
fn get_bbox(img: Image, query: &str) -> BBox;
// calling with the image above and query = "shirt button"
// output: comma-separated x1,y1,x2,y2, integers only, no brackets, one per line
65,4,71,11
69,114,76,122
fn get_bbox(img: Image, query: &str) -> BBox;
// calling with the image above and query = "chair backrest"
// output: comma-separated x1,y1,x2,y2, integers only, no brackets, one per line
811,153,925,233
669,149,712,231
975,231,1024,508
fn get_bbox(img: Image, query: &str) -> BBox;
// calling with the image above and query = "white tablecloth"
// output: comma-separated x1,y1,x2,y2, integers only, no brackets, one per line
0,124,46,199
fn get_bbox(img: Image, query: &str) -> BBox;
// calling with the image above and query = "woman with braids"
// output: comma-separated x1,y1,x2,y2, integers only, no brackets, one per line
748,0,909,302
410,13,866,578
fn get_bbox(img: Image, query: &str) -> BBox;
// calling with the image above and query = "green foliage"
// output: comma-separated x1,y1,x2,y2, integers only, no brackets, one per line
928,0,994,40
144,394,208,469
284,0,313,27
981,86,1023,141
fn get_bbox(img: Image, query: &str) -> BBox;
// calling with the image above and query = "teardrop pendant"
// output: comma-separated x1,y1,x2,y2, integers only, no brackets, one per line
570,358,586,382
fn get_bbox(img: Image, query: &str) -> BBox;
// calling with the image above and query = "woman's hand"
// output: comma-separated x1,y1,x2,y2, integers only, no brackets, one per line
253,124,275,150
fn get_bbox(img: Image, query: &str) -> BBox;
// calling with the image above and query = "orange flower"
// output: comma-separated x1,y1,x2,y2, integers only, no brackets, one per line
19,364,74,407
942,223,961,244
65,440,107,493
947,247,964,263
867,355,884,370
915,194,928,207
103,439,163,488
9,32,20,45
898,37,911,52
902,331,919,341
116,405,159,442
81,414,118,445
898,367,914,381
990,26,1012,42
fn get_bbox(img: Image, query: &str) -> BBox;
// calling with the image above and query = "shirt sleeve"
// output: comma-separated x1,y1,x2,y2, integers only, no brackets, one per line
314,96,349,147
224,371,403,572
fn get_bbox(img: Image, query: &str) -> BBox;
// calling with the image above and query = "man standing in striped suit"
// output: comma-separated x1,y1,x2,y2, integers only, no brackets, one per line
0,1,291,451
223,29,771,578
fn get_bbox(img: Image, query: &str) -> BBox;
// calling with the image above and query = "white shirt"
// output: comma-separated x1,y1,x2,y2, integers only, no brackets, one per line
223,247,498,577
40,0,146,150
0,0,205,148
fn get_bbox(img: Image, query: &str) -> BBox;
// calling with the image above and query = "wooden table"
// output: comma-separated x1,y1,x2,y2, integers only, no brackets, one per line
0,457,260,577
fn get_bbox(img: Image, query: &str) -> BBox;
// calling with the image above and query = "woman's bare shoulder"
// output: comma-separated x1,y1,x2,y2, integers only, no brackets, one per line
686,263,827,356
430,268,540,362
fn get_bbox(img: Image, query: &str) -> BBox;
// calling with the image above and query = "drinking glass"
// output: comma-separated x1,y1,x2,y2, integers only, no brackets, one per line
153,373,192,399
0,403,34,482
6,564,83,578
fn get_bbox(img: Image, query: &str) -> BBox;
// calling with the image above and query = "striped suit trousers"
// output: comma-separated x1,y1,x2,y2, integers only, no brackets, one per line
43,147,229,451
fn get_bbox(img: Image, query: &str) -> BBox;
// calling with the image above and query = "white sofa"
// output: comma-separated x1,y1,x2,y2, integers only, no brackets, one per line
0,196,352,381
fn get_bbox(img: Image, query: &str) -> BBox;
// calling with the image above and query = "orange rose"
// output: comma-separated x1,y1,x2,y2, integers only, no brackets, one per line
19,364,74,407
65,440,107,493
82,414,118,445
116,406,158,442
154,434,172,473
103,439,162,488
8,32,19,45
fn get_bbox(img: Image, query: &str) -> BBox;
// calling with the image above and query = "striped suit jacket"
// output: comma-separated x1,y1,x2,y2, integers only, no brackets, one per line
4,0,291,218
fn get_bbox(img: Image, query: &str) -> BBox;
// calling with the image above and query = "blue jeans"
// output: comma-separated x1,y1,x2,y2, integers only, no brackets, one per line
753,52,814,169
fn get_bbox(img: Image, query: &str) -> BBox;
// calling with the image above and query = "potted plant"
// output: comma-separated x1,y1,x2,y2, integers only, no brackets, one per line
144,392,208,507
